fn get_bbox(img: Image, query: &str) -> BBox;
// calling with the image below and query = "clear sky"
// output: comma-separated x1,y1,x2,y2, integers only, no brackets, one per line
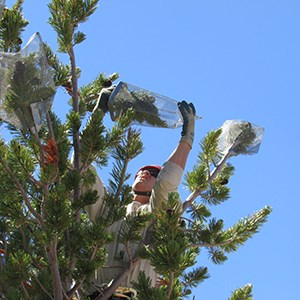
4,0,300,299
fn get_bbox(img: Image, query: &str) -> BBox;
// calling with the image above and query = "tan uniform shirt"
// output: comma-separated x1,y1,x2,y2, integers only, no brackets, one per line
85,160,183,289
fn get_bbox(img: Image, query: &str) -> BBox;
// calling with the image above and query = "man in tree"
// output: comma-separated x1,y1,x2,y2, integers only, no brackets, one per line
85,100,196,299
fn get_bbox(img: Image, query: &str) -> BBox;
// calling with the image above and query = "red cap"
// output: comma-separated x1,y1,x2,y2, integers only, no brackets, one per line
135,165,162,178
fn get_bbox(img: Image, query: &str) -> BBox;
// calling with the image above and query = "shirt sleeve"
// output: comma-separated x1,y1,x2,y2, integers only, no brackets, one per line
149,160,183,210
83,165,106,221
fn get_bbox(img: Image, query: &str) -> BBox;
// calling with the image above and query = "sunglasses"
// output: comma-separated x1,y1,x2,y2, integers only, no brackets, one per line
136,168,160,178
147,168,160,178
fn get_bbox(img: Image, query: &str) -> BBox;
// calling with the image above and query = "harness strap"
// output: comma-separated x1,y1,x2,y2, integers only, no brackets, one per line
132,190,151,196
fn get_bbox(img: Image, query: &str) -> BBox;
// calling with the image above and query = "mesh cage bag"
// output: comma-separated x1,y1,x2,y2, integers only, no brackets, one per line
0,32,56,132
218,120,265,156
108,81,184,128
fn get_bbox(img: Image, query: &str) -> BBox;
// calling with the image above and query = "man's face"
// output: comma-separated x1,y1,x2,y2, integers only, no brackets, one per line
132,169,157,193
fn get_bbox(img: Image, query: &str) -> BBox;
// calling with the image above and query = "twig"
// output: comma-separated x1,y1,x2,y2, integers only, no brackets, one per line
66,243,99,297
167,272,174,299
125,242,133,264
84,94,99,103
189,237,236,248
182,137,243,212
13,149,44,188
31,127,45,169
20,281,31,300
33,276,53,299
67,278,85,299
48,238,63,300
19,227,29,253
0,158,44,226
68,46,82,226
46,112,54,139
62,288,70,300
180,216,195,227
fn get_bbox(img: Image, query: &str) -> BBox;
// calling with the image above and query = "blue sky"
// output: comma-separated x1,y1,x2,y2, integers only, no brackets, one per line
4,0,300,299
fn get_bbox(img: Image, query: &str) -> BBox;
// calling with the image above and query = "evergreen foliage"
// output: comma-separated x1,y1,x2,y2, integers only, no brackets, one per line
0,1,271,300
228,284,253,300
0,0,28,52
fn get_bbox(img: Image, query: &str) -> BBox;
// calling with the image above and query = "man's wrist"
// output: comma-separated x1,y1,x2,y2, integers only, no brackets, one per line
179,136,193,149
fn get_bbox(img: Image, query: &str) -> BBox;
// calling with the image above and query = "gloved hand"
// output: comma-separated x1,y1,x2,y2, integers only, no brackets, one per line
178,100,196,148
93,85,115,113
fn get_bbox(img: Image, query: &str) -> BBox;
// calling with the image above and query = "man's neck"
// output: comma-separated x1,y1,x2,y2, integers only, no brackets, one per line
133,194,150,205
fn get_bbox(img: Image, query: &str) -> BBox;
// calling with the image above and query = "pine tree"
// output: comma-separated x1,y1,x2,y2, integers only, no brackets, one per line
0,1,271,300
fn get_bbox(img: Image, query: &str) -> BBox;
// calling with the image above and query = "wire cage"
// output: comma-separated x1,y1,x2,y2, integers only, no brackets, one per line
218,120,265,156
108,81,186,128
0,32,56,132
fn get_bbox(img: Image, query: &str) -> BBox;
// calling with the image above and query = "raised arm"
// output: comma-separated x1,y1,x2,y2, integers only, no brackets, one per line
149,101,196,209
167,100,196,168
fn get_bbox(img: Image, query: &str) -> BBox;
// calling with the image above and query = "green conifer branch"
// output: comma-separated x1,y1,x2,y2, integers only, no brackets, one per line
32,274,54,299
80,72,119,112
46,111,71,175
5,139,40,187
79,109,106,169
184,125,245,211
188,206,272,257
43,43,71,87
133,271,168,300
109,126,143,201
220,206,272,252
48,1,99,215
181,266,210,294
228,284,253,300
48,0,99,53
138,194,200,299
0,2,28,52
0,141,44,227
200,129,222,166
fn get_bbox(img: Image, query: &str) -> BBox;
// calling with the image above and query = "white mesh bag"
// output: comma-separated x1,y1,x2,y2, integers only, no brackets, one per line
0,32,56,132
218,120,265,156
108,81,185,128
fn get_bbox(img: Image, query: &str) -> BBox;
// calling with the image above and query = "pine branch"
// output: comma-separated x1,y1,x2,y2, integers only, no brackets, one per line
228,284,253,300
0,3,29,52
79,109,106,169
48,0,99,52
220,206,272,253
189,206,272,253
106,124,142,203
133,271,168,300
0,151,44,226
80,72,119,112
7,139,44,189
167,271,174,299
43,43,71,87
20,280,31,300
181,266,210,291
47,239,63,300
114,128,142,198
33,276,53,299
46,112,55,138
183,130,239,211
67,48,81,216
183,151,231,210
